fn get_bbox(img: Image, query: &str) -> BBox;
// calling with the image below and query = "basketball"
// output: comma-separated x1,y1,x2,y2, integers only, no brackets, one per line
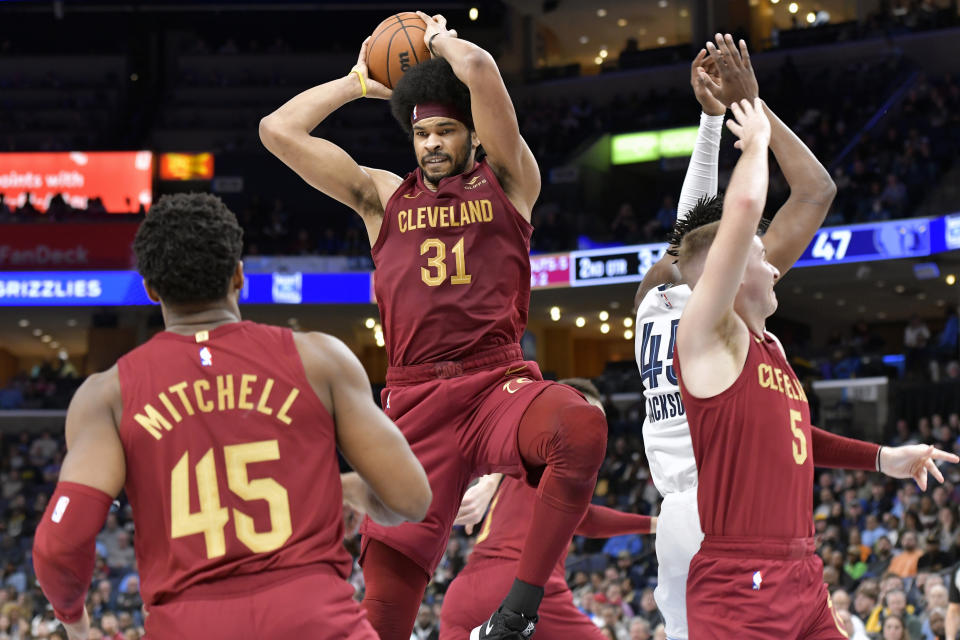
366,12,431,89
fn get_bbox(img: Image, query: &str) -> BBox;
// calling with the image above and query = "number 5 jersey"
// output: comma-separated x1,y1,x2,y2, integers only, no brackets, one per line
116,321,351,607
372,159,533,367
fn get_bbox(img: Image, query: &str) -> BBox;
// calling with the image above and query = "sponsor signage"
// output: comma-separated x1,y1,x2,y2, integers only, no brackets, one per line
0,223,138,270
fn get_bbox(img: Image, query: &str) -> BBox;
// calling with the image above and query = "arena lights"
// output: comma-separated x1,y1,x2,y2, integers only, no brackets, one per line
947,274,956,285
468,7,479,21
617,18,627,27
549,306,561,321
624,329,634,340
41,334,51,343
58,350,68,360
679,8,689,17
623,317,633,328
894,285,906,293
599,49,609,58
599,310,609,321
788,2,799,13
364,317,376,329
18,319,28,327
575,317,586,328
596,8,607,17
657,36,667,45
600,323,611,334
771,0,780,3
66,318,77,327
32,328,42,337
50,341,59,349
579,35,589,44
806,12,816,23
595,57,604,65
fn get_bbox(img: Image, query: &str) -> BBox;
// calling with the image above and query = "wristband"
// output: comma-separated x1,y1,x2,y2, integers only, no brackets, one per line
429,33,442,57
350,69,367,98
876,445,883,473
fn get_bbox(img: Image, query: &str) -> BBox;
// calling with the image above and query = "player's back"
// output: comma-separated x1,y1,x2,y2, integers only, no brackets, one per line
635,284,697,495
116,320,350,607
373,159,532,366
676,330,814,539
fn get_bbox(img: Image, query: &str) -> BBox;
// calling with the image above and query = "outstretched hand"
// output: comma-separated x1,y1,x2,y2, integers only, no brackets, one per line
454,474,501,535
726,97,770,152
699,33,759,109
880,444,959,491
690,49,725,116
417,11,458,56
351,36,392,100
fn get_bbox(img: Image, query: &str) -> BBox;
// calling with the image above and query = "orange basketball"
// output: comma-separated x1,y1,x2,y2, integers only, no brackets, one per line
366,12,431,89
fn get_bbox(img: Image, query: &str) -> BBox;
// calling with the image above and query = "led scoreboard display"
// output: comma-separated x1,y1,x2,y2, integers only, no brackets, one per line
794,218,932,267
569,243,668,287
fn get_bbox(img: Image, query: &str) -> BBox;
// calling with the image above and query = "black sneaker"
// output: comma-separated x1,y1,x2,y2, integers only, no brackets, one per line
469,606,537,640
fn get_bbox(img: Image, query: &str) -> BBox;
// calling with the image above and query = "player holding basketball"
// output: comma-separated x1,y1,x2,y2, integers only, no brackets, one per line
32,193,431,639
634,35,842,640
441,378,656,640
260,12,608,640
674,97,958,639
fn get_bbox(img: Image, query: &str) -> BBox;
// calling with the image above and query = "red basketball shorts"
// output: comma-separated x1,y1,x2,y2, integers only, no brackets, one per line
144,566,376,639
440,558,604,640
686,536,848,640
360,344,556,575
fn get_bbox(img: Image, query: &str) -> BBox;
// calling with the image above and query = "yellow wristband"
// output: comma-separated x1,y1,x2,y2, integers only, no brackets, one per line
351,69,367,98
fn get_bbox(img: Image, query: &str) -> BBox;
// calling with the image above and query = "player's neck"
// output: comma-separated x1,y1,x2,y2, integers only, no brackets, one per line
162,300,242,336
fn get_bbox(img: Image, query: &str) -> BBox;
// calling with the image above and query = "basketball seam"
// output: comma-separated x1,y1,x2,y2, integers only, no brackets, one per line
385,21,398,88
399,21,422,65
367,13,401,80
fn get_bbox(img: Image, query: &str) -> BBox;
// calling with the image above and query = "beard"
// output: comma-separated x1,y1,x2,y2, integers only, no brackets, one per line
420,137,472,186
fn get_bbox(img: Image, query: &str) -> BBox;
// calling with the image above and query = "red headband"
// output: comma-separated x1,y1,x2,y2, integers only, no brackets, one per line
411,102,470,126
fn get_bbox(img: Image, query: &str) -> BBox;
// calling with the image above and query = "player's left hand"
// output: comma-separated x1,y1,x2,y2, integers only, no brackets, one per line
61,607,91,640
454,473,501,534
417,11,458,57
343,503,363,538
880,444,959,491
690,49,725,116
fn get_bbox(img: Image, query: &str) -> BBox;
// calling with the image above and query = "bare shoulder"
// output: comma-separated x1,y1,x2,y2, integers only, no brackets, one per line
71,365,122,420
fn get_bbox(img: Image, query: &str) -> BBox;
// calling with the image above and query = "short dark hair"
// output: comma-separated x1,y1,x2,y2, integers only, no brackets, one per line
390,58,473,136
559,377,602,405
666,193,770,257
133,193,243,305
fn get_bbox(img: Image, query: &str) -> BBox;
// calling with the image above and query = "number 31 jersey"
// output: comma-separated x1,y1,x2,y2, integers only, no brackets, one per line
635,284,697,496
116,321,351,607
372,160,533,367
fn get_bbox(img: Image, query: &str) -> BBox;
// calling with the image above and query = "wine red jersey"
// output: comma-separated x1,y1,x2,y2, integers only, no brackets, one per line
470,476,567,577
372,160,533,367
116,321,350,607
676,331,814,539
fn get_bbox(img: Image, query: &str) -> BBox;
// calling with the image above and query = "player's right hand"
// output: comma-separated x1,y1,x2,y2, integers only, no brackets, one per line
726,98,770,152
351,37,392,100
702,33,759,107
454,473,501,534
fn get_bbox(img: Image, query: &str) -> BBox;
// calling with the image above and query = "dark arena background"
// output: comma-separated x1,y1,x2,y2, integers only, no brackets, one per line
1,0,960,638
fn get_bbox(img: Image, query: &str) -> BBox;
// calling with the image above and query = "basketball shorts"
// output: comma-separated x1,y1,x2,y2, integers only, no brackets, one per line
360,344,557,575
144,566,376,639
654,486,703,640
686,536,848,640
440,557,603,640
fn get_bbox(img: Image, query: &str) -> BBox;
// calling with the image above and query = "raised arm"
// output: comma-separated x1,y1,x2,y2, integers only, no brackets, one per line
418,12,540,217
259,38,402,242
705,34,835,277
677,99,770,369
296,333,431,525
34,370,125,638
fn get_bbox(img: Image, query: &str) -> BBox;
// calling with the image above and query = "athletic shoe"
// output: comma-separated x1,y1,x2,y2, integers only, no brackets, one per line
469,606,537,640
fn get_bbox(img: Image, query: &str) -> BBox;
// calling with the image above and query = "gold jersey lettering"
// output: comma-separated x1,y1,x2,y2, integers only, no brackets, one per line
276,388,300,426
440,208,450,227
468,200,482,223
158,392,183,423
481,200,493,222
216,374,235,411
416,208,426,229
134,404,173,440
427,207,439,227
194,379,214,413
256,378,275,416
238,374,257,410
398,211,408,234
169,381,195,416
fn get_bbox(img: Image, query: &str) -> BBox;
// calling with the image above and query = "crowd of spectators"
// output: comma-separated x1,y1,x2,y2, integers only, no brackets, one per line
0,361,80,412
0,382,959,638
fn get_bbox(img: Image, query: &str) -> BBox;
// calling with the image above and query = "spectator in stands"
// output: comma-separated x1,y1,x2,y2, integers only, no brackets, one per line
882,613,909,640
627,617,651,640
411,603,439,640
890,532,924,578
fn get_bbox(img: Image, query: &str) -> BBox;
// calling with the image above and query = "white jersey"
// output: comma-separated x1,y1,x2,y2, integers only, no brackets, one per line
635,283,697,496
